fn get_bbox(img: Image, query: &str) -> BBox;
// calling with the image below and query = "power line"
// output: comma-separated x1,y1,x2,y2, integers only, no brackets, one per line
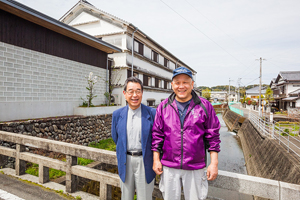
159,0,250,69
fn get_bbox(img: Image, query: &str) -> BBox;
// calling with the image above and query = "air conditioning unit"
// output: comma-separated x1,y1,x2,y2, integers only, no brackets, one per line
111,94,120,105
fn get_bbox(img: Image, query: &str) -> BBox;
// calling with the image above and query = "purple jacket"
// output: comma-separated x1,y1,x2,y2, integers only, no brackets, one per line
151,91,221,170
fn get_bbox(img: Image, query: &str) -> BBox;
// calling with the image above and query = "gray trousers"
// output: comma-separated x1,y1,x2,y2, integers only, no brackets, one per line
159,166,208,200
120,155,154,200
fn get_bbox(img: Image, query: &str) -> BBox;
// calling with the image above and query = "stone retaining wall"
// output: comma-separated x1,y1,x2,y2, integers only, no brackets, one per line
0,114,112,146
238,119,300,185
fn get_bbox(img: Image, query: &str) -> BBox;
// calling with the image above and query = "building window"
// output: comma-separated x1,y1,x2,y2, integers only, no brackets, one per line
155,78,159,88
152,50,159,63
134,40,144,55
143,75,148,86
127,70,139,78
164,58,169,68
164,81,168,89
147,100,155,107
292,102,296,108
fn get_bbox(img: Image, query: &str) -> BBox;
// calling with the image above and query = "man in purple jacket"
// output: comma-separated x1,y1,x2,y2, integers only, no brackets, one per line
152,67,221,200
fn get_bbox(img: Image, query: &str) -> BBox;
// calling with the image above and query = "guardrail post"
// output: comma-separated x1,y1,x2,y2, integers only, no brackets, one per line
66,155,77,193
272,123,275,138
99,181,108,200
0,155,8,168
39,164,49,184
16,144,26,176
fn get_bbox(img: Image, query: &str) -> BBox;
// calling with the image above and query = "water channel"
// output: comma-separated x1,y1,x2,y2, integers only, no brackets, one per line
206,114,253,200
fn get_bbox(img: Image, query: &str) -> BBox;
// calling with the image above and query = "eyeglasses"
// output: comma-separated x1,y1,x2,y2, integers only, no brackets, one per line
126,90,142,95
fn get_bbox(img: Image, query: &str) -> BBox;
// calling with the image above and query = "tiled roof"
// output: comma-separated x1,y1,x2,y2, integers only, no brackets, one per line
246,86,267,94
277,71,300,82
289,88,300,95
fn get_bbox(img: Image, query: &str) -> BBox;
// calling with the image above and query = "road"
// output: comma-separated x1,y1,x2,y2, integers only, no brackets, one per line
0,173,67,200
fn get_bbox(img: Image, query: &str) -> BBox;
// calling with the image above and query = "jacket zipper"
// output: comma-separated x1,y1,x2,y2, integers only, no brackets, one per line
171,103,197,169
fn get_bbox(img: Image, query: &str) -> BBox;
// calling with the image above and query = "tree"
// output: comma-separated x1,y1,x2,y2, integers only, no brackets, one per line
202,88,211,100
265,86,274,106
104,66,122,106
81,72,99,107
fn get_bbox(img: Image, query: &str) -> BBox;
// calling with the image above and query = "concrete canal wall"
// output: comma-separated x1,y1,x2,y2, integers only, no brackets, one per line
222,109,245,132
222,108,300,185
238,119,300,185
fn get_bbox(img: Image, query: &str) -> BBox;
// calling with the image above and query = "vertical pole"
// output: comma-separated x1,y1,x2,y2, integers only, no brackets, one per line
132,28,138,77
288,133,290,153
66,155,77,193
99,181,108,200
228,78,230,103
16,144,26,176
39,164,49,184
272,122,275,138
279,124,281,145
259,57,262,117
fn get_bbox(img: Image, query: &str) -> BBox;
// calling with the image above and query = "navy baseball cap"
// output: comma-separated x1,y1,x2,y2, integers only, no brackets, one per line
172,67,193,80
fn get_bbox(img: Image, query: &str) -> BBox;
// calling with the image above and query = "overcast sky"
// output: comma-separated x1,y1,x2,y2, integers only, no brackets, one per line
16,0,300,88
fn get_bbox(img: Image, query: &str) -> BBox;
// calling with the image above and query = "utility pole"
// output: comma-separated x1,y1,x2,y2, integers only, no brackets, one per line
228,78,234,103
257,57,266,117
237,78,241,103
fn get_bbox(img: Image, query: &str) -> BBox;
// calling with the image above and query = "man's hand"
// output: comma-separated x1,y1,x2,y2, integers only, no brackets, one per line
207,163,218,180
153,151,163,175
207,151,218,181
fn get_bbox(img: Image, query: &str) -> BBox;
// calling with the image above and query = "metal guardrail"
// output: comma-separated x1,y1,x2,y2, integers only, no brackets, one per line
0,130,300,199
249,111,300,159
229,106,244,116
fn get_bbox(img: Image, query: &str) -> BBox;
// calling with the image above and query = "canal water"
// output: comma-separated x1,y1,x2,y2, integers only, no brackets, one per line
207,114,253,200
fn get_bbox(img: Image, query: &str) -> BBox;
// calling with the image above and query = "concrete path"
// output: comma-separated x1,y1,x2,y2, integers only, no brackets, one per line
0,168,99,200
0,173,67,200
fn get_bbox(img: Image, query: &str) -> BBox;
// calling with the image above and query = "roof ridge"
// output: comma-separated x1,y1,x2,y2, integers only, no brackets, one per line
79,0,130,25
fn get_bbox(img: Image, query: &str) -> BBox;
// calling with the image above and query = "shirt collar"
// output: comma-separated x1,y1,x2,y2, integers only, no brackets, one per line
128,104,141,116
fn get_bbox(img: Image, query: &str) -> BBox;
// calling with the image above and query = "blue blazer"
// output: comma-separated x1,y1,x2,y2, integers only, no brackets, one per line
111,104,156,184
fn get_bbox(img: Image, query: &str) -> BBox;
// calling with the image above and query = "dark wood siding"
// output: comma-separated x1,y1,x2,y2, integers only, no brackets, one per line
138,42,144,56
143,75,148,86
0,9,107,68
155,78,159,88
164,58,169,68
164,81,168,89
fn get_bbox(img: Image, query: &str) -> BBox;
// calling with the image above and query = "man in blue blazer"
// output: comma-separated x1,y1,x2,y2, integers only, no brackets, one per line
111,77,156,200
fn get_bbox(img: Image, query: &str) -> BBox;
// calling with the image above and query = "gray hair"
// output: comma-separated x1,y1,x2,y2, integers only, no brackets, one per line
124,77,143,91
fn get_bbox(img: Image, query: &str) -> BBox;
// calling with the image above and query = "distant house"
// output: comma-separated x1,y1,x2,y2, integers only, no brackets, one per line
0,0,120,121
210,91,236,103
59,0,197,107
270,71,300,111
245,86,267,102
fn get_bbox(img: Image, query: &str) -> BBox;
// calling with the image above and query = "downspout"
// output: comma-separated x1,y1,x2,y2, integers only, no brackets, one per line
132,27,138,77
106,55,108,105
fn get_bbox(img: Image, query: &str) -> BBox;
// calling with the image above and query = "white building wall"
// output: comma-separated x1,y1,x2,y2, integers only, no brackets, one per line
102,34,126,50
169,61,175,70
144,46,151,59
0,42,107,121
142,91,170,106
126,54,172,79
287,83,300,94
69,12,125,36
158,55,164,65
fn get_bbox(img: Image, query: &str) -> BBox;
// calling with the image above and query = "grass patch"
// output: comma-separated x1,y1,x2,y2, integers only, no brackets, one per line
77,157,93,166
25,139,116,180
25,163,66,179
89,138,116,151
